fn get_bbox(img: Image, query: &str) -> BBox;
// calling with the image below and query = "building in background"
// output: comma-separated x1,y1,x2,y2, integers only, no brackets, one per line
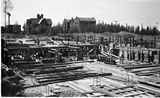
63,17,96,33
24,14,52,34
63,19,70,33
1,25,21,34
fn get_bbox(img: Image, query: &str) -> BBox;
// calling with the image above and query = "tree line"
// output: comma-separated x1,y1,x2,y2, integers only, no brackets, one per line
95,23,160,35
50,22,160,35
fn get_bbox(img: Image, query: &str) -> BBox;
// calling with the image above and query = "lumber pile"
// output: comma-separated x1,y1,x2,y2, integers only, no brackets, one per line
121,64,160,70
13,60,40,65
14,59,112,88
119,64,160,76
91,85,154,97
25,66,84,74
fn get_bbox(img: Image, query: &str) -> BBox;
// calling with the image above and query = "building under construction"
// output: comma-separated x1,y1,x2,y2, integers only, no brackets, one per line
1,2,160,96
2,29,160,97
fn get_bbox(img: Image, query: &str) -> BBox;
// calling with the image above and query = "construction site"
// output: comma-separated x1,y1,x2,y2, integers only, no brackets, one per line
2,33,160,97
1,0,160,97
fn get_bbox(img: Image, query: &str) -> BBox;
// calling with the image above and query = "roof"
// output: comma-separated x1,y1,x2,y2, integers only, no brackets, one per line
76,17,96,22
40,18,52,25
27,18,52,25
63,19,70,22
27,18,39,24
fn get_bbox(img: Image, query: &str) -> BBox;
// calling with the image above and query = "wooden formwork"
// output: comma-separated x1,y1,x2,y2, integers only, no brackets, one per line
91,85,155,97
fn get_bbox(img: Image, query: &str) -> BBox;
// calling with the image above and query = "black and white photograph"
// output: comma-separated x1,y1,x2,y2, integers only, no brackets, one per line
1,0,160,97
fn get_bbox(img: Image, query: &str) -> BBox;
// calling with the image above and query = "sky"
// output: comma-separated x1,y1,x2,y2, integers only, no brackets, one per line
1,0,160,29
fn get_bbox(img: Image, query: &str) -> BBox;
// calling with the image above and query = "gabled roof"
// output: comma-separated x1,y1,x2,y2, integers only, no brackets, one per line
27,18,52,25
40,18,52,25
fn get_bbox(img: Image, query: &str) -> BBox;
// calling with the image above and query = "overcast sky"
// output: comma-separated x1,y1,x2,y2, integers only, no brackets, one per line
1,0,160,29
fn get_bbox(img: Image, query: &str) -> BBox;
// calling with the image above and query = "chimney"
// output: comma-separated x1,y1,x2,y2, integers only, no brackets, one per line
37,14,41,19
41,14,43,19
7,12,11,25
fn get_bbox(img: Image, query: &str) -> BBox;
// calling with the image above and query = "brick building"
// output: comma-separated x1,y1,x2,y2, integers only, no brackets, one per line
63,17,96,33
24,14,52,34
1,25,21,34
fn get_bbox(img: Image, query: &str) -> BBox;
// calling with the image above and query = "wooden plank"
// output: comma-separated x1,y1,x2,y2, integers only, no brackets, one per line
23,73,111,88
37,73,111,83
91,85,118,97
139,81,160,89
122,64,160,69
35,70,88,77
26,66,83,74
131,67,160,73
114,88,135,94
108,85,134,91
124,92,146,97
24,65,67,71
138,84,160,96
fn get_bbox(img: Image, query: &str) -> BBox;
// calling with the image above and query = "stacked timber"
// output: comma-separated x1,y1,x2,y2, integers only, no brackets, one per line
121,64,159,70
25,66,84,74
90,85,154,97
119,64,160,76
15,61,112,88
14,63,67,70
13,60,40,65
